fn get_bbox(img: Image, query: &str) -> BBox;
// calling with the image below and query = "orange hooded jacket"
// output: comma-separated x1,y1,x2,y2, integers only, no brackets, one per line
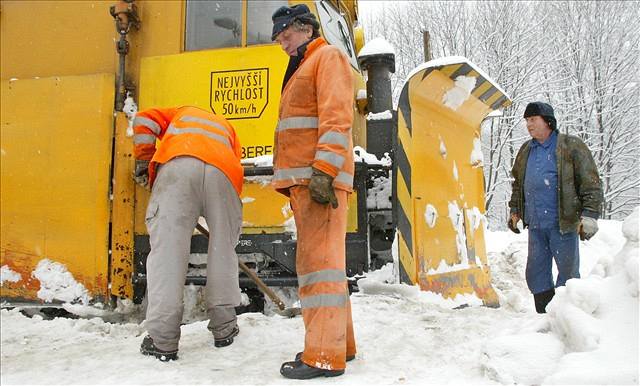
273,37,355,194
133,106,243,195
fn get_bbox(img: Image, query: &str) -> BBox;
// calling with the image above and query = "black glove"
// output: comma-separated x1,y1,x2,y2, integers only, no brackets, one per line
507,213,521,234
133,159,150,190
308,168,338,209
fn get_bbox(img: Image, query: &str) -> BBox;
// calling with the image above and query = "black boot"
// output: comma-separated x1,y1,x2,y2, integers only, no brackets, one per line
280,359,344,379
214,326,239,348
140,335,178,362
533,288,555,313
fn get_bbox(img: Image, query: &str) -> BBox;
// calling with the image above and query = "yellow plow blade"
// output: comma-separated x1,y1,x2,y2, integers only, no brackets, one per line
394,57,511,307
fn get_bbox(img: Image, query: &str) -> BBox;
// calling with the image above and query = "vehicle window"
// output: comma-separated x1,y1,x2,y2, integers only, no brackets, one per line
316,1,359,69
185,0,242,51
248,1,288,45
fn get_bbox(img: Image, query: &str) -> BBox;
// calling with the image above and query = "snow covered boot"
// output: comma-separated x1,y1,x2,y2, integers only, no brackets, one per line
280,359,344,379
140,335,178,362
533,288,555,313
214,326,239,348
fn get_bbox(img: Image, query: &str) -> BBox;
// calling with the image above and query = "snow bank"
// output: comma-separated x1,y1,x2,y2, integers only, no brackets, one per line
62,303,108,318
360,261,396,284
613,206,639,296
544,264,639,384
578,219,626,278
483,208,639,384
482,332,565,384
1,212,637,385
0,265,21,286
32,259,90,304
547,278,603,352
621,206,640,242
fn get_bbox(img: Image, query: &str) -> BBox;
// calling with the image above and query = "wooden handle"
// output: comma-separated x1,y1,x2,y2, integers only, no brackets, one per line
195,223,287,311
237,260,287,310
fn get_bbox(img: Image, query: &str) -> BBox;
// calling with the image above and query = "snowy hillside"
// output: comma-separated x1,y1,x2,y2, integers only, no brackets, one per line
1,210,638,385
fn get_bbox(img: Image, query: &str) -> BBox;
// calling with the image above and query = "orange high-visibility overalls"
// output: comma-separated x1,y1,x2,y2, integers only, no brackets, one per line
274,37,357,370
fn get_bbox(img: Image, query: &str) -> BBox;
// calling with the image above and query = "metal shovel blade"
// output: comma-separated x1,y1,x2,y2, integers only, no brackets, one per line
274,306,302,318
195,222,302,318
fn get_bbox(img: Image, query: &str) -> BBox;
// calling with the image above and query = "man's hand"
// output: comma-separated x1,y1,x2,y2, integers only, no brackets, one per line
308,168,338,209
508,213,521,234
579,216,598,240
133,159,150,190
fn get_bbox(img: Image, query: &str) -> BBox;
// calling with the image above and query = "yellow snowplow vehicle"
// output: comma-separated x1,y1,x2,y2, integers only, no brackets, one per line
1,0,509,310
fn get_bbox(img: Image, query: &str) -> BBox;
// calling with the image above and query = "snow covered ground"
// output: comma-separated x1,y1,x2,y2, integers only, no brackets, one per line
1,210,638,385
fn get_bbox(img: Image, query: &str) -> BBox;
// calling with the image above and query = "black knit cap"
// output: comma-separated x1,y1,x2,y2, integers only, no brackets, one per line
271,4,320,41
523,101,557,131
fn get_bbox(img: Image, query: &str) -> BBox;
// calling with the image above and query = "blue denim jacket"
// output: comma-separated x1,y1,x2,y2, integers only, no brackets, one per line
524,131,558,229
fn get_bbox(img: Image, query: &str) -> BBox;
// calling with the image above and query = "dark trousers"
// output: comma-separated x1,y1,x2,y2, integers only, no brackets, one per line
526,226,580,294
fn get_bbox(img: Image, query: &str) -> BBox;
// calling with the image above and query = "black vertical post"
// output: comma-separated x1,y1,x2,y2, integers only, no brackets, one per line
358,48,396,158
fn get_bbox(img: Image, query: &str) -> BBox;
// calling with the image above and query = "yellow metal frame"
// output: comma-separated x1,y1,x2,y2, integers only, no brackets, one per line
1,0,366,303
1,74,115,302
110,113,136,299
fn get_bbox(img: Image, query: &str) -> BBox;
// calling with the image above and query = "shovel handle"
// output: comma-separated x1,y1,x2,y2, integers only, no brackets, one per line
238,260,287,311
195,223,287,311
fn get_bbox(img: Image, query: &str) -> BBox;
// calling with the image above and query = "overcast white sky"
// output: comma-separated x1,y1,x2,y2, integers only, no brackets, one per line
358,0,390,20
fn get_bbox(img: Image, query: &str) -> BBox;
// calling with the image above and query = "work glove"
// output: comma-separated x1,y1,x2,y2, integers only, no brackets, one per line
308,168,338,209
507,213,521,234
579,216,598,240
133,159,150,190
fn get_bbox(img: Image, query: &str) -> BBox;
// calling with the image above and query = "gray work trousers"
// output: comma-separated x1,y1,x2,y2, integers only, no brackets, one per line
144,156,242,351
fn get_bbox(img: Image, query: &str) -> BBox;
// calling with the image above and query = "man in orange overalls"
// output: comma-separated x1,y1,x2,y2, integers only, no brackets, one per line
271,4,357,379
132,106,244,361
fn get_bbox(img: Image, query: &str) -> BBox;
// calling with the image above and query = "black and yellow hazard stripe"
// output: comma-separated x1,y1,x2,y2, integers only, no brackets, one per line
420,62,511,111
395,83,415,285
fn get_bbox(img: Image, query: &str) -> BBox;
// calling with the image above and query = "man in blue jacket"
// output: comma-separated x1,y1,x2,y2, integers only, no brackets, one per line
509,102,603,313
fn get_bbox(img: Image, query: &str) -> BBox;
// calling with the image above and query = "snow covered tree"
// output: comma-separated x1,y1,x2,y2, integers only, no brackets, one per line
472,1,552,226
361,0,640,226
537,1,640,219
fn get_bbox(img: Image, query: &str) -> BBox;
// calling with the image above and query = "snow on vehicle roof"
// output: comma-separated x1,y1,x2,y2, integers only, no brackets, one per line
405,55,511,103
